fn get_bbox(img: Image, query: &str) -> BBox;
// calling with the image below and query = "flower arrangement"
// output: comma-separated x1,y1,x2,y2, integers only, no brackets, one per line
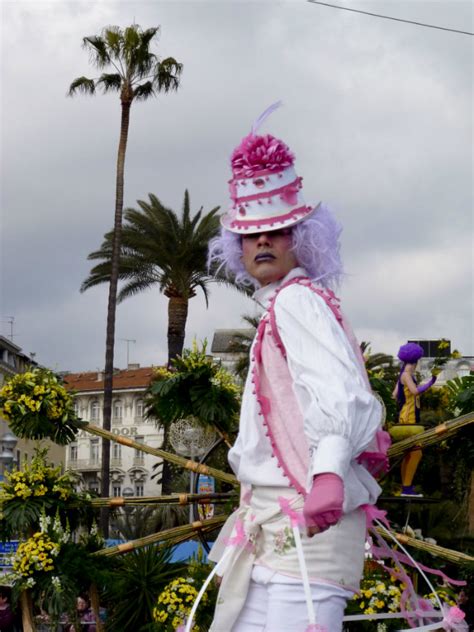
423,587,457,609
8,511,69,590
0,368,85,444
13,531,59,580
5,507,107,627
153,547,218,632
350,575,403,617
153,576,202,631
345,561,405,630
148,340,240,435
0,448,90,536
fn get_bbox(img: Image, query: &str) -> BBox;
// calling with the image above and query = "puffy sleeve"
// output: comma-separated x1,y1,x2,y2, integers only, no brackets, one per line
273,283,382,481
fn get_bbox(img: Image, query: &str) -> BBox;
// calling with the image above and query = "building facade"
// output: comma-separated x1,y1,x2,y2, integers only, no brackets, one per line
407,339,473,385
64,365,163,497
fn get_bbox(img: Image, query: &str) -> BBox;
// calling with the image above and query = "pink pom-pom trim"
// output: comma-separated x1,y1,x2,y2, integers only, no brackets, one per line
231,133,294,178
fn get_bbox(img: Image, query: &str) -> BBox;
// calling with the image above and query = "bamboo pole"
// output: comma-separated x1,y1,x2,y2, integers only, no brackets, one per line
89,583,103,632
83,423,238,486
93,515,226,557
20,590,36,632
387,412,474,458
87,492,236,508
374,527,474,565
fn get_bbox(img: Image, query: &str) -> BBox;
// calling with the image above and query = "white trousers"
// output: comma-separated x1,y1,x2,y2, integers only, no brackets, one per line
231,566,352,632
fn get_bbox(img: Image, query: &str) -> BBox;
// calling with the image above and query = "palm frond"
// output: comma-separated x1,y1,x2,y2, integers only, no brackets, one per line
68,76,96,96
96,72,122,93
82,35,110,68
153,57,183,92
103,26,122,59
133,81,155,100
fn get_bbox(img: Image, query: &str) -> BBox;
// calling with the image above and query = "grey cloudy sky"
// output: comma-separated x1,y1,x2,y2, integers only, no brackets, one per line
1,0,472,372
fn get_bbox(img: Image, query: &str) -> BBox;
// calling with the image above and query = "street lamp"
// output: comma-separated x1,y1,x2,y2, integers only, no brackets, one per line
0,431,18,479
169,418,216,522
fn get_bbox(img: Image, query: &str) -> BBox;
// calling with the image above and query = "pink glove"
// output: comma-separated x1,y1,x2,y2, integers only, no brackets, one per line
303,473,344,533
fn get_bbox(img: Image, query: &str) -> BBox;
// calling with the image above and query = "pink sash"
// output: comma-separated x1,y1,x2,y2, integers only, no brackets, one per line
252,276,389,496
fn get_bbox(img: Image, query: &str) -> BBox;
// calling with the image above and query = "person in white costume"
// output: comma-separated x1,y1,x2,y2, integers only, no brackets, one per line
206,105,389,632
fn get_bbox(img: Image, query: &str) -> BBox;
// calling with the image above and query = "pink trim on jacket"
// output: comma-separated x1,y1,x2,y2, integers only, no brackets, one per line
253,277,389,498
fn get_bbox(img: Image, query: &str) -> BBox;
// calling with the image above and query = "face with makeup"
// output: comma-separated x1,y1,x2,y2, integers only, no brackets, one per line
241,227,298,286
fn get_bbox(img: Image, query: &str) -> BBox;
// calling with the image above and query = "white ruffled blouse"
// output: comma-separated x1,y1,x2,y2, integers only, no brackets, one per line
228,267,382,512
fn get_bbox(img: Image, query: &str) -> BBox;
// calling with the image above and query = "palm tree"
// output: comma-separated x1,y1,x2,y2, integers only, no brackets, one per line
68,24,182,535
227,315,259,382
81,190,223,364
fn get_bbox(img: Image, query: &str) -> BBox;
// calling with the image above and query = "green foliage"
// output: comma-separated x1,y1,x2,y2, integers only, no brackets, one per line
445,374,474,416
418,385,451,426
147,341,240,435
105,545,183,631
111,503,188,541
361,342,399,423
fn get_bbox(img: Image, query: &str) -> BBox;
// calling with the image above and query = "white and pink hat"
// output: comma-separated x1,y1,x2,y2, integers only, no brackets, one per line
221,103,320,234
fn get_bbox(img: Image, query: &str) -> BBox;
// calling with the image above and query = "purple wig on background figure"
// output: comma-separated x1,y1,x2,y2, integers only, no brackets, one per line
208,203,344,290
397,342,424,365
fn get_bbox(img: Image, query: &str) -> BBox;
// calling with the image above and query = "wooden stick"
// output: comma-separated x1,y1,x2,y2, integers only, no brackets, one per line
86,492,236,508
375,527,474,564
20,590,36,632
387,412,474,458
83,423,238,486
93,515,226,557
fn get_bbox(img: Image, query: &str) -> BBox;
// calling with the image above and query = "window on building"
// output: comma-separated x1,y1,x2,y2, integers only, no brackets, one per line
113,400,123,420
134,436,145,464
73,400,79,416
112,485,122,497
135,484,144,497
457,364,471,378
90,439,100,464
91,401,100,421
70,445,78,461
112,443,121,459
136,399,144,419
88,481,99,494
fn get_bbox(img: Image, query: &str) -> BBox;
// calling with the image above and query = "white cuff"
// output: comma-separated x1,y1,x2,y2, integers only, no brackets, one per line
311,434,352,480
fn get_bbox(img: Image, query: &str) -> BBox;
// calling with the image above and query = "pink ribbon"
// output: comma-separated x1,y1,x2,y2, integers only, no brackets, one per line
442,605,468,631
278,496,305,527
361,504,391,531
224,518,254,551
305,626,327,632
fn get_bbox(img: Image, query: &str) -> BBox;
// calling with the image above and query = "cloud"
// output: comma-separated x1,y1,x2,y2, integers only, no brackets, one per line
1,0,472,372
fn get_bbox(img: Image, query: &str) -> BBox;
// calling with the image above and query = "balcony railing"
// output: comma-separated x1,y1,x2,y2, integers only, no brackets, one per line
72,459,101,471
133,455,145,466
111,457,122,468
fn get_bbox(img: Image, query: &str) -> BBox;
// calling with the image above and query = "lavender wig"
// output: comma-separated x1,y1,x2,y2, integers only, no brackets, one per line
208,204,344,290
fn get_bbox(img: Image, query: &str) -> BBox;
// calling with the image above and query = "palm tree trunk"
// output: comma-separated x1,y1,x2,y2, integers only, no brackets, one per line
100,99,131,537
167,295,189,365
161,295,189,494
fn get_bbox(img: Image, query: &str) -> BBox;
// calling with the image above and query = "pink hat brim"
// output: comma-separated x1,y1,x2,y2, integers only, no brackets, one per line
220,202,321,234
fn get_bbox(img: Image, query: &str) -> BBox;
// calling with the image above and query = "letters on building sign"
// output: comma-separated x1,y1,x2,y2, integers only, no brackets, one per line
77,427,138,438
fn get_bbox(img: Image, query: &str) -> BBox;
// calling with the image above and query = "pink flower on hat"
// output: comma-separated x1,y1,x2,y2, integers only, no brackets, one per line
231,133,294,177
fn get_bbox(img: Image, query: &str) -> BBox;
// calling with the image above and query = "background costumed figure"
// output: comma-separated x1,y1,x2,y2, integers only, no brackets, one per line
391,342,439,497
